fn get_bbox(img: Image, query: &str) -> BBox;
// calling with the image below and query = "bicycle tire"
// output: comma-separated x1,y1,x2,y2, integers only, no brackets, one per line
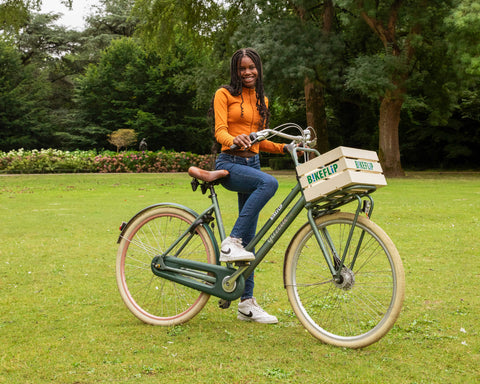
284,211,404,348
116,206,216,326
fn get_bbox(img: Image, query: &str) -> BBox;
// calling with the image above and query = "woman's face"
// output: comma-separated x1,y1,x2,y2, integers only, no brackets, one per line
239,56,258,88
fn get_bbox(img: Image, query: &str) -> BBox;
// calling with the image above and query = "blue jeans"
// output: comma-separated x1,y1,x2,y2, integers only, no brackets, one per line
215,153,279,300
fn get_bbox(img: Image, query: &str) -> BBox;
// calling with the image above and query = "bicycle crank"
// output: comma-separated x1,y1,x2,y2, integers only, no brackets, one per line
222,262,250,293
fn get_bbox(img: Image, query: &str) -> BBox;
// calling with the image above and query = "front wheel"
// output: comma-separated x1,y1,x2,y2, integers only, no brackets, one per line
116,206,216,326
284,212,404,348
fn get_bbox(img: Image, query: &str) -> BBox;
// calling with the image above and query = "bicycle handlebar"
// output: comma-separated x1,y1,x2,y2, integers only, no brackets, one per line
229,123,315,150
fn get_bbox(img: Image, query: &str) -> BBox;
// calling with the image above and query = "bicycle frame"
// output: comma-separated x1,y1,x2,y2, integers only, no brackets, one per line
143,145,377,302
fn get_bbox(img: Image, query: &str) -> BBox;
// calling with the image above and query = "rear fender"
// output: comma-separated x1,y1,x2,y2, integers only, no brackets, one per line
117,203,220,262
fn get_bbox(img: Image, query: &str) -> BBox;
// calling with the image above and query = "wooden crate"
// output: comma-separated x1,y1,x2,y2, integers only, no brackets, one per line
296,146,387,202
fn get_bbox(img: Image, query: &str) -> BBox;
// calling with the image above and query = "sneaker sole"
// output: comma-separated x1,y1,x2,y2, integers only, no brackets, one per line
219,254,255,262
237,314,278,324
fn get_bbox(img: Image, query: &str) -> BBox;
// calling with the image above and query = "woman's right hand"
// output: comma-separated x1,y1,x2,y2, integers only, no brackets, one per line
233,134,252,150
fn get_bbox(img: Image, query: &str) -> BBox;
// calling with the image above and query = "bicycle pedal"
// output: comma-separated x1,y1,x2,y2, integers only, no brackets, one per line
218,299,231,309
234,261,251,267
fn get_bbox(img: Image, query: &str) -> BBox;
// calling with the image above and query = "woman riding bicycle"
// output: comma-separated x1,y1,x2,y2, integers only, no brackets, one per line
212,48,288,324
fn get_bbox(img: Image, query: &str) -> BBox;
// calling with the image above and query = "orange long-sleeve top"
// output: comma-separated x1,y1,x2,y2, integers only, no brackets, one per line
214,87,285,154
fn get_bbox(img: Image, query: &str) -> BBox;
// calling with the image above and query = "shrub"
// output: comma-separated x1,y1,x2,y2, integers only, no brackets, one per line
0,149,97,173
0,149,215,174
108,129,137,152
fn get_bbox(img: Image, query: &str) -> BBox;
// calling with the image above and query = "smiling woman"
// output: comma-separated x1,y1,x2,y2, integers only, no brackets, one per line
210,48,287,323
40,0,101,30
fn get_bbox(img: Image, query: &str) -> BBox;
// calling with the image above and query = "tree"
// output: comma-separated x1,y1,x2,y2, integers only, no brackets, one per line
339,0,458,176
0,1,74,31
108,128,137,151
132,0,227,107
221,1,469,174
286,0,336,153
445,0,480,77
0,39,53,150
75,37,211,153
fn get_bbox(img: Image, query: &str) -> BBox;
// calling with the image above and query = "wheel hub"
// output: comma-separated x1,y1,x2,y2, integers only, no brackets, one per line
334,266,355,290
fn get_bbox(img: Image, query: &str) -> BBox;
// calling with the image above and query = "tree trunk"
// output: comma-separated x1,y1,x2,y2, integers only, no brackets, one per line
301,0,333,154
358,1,409,177
378,88,405,177
304,78,329,154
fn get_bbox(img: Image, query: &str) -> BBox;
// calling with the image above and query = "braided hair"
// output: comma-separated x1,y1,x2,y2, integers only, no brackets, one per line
222,48,270,130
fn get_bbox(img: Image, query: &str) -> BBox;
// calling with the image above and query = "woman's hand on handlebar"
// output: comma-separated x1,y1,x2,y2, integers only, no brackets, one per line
233,134,252,150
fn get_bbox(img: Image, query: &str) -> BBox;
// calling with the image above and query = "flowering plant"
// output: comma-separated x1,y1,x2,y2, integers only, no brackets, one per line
0,149,215,174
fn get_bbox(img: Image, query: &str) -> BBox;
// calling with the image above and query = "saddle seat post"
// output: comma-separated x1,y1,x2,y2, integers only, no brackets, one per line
188,166,229,245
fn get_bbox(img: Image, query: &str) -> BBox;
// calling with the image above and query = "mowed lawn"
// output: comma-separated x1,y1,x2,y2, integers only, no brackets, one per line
1,172,479,383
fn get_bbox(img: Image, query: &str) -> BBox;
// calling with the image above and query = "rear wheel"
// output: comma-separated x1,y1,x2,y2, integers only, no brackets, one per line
116,206,216,325
285,212,404,348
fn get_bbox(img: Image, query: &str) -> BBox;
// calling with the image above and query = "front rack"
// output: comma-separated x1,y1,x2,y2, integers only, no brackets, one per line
309,184,377,218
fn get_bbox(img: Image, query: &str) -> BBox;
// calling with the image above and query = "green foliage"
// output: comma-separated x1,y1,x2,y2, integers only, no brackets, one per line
445,0,480,76
14,12,82,66
268,157,295,171
0,0,41,31
85,0,138,38
93,150,214,173
0,40,53,151
0,148,96,173
133,0,221,51
75,37,211,153
345,54,396,100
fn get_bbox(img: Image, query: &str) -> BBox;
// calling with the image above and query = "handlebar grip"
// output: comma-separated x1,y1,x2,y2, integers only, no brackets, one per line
229,132,258,150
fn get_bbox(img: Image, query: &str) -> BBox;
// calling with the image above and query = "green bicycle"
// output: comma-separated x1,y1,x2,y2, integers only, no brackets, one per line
116,124,405,348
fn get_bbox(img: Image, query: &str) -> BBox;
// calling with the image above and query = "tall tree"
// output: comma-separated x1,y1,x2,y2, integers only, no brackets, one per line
0,1,72,31
342,0,456,176
0,40,53,150
293,0,335,153
445,0,480,77
75,37,210,152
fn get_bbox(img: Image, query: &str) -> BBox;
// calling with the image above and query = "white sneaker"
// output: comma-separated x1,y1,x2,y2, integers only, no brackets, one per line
237,298,278,324
220,237,255,262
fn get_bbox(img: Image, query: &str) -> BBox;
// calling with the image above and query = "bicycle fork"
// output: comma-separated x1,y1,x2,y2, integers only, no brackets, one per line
308,194,374,283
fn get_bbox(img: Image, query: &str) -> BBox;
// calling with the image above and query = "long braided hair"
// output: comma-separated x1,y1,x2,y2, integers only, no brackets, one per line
209,48,270,131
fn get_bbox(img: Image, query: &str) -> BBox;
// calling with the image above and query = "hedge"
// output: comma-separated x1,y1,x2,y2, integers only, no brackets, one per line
0,149,215,174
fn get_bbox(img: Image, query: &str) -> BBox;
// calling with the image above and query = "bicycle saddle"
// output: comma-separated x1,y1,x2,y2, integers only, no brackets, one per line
188,166,229,182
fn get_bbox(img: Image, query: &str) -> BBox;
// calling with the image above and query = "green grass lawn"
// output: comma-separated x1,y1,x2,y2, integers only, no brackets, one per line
1,172,479,383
